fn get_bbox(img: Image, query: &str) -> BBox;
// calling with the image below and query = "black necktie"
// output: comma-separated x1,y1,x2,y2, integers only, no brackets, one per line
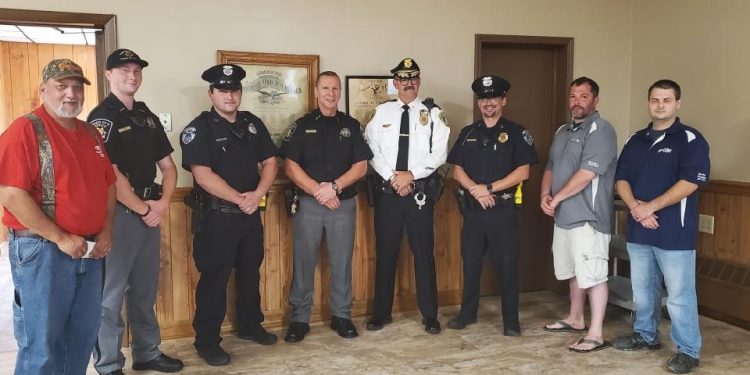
396,104,410,171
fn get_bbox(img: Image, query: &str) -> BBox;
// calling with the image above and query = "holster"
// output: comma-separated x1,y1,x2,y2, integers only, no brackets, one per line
283,184,300,217
366,174,377,207
184,190,206,234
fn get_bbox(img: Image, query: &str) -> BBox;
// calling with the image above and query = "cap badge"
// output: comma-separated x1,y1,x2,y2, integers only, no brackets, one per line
404,59,413,68
248,123,258,134
120,49,134,58
482,76,493,87
498,132,509,143
223,65,233,76
419,109,429,126
340,128,351,138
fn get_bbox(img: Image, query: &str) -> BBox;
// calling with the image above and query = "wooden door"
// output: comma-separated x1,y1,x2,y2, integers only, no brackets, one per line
475,35,573,294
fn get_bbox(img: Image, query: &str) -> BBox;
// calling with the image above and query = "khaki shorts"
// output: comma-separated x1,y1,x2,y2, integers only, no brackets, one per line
552,223,610,289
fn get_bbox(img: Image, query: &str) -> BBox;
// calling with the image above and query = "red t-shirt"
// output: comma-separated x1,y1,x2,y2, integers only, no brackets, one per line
0,106,116,235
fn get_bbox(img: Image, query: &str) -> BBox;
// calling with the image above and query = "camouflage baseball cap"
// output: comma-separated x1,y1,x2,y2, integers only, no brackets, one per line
42,59,91,85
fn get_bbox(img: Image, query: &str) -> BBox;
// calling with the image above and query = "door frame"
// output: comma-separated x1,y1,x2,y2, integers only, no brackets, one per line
0,7,117,100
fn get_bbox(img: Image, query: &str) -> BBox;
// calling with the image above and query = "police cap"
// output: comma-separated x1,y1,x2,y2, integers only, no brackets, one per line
202,64,246,90
472,75,511,99
390,58,420,79
106,48,149,70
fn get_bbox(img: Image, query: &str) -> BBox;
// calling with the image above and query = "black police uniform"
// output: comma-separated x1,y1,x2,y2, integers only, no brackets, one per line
447,97,538,332
90,93,172,192
281,109,372,195
180,107,278,349
280,109,372,330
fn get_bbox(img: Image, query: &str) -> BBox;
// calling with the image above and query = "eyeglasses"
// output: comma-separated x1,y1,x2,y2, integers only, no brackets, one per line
396,76,420,85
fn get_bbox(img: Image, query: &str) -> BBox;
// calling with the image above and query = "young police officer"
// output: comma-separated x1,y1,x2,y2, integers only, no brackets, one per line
280,71,372,342
180,64,279,366
89,49,182,374
447,76,538,336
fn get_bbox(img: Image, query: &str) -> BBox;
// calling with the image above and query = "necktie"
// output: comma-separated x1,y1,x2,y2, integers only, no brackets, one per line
396,104,410,171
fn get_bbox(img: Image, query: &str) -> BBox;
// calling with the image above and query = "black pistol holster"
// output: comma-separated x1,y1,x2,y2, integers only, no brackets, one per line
283,184,300,217
184,190,206,234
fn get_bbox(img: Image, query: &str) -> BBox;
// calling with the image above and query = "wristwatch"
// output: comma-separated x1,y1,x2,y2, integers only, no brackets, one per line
331,181,341,195
486,183,493,193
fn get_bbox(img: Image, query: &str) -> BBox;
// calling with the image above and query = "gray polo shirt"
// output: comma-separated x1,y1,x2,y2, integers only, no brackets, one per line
546,111,617,233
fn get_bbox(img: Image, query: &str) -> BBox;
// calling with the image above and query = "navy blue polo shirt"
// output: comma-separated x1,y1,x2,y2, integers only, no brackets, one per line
615,118,710,250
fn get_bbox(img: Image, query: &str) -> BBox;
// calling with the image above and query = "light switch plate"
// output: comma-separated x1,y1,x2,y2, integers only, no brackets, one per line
158,113,172,131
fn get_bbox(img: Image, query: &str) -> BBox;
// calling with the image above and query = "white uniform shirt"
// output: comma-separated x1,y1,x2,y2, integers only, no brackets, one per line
365,97,450,180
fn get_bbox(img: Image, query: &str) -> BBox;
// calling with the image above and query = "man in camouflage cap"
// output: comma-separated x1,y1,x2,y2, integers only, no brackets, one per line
0,58,116,374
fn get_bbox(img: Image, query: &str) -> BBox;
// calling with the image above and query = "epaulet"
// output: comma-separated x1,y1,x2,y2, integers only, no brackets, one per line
380,98,397,105
422,97,441,110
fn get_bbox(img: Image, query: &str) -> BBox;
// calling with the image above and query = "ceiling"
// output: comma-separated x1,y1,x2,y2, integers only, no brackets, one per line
0,24,98,45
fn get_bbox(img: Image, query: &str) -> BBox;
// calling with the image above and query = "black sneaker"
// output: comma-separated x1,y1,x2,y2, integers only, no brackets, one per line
666,353,699,374
612,332,661,351
237,324,278,345
196,345,230,366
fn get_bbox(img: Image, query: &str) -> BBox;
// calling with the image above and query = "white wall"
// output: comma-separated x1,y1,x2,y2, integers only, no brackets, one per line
630,0,749,181
1,0,635,186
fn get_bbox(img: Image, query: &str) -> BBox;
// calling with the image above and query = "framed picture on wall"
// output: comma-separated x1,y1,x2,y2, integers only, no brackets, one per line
345,75,398,127
217,50,319,145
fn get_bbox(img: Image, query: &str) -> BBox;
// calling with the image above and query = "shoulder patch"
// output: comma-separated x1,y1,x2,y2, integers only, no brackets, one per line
522,129,533,145
438,110,447,125
181,126,197,145
89,118,113,143
283,123,297,142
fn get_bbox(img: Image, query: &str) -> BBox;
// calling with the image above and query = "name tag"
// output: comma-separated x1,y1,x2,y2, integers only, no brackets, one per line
305,129,317,134
118,126,131,133
466,138,477,142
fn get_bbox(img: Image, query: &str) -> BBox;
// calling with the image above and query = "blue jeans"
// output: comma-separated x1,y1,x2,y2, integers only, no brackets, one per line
9,233,103,375
627,242,702,359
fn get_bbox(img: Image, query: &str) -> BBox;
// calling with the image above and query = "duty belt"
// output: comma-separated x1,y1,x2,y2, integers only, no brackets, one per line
455,187,516,211
132,184,162,200
205,196,245,215
299,186,357,200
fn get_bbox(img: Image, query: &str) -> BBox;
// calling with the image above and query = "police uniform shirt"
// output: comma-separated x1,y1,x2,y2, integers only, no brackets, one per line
448,118,539,191
180,108,278,194
88,93,173,188
280,109,373,186
365,97,450,180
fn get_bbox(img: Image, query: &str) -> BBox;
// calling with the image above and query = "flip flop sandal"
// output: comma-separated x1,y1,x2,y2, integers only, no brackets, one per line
543,320,587,333
569,337,611,353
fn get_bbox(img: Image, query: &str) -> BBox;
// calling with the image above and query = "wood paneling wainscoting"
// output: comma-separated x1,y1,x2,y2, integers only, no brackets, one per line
696,180,750,329
155,180,463,340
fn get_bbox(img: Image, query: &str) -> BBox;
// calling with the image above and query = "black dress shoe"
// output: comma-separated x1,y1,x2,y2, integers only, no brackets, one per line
503,327,521,337
365,316,393,331
330,316,359,338
422,318,441,334
447,316,477,330
237,324,278,345
284,322,310,343
132,353,184,373
103,371,124,375
196,345,230,366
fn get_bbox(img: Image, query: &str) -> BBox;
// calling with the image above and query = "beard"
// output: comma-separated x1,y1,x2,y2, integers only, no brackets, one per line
50,100,82,118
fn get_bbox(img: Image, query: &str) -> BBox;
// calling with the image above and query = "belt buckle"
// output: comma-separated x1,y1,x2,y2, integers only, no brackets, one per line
143,186,152,199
